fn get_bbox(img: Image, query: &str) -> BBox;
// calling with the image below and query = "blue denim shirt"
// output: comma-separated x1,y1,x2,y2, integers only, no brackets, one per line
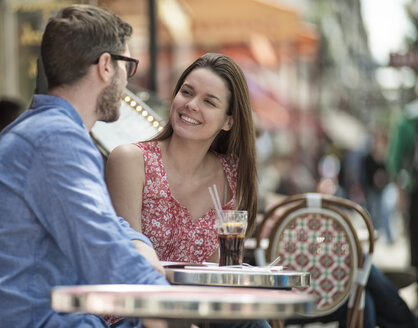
0,95,169,327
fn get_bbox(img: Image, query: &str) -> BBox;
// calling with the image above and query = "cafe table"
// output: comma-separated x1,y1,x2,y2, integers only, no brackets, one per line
164,263,310,289
51,284,314,326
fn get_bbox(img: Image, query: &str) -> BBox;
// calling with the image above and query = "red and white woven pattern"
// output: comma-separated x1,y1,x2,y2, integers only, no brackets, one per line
275,212,354,312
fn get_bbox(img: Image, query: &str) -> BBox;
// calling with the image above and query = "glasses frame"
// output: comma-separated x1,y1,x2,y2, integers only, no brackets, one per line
94,52,139,78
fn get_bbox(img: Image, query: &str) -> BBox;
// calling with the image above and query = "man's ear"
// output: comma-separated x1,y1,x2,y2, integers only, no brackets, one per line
96,53,113,83
222,116,233,131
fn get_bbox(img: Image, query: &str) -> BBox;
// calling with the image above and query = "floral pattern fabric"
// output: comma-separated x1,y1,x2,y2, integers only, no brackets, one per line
136,141,237,263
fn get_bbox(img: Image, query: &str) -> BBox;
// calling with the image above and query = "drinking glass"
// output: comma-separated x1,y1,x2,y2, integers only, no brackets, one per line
215,210,248,266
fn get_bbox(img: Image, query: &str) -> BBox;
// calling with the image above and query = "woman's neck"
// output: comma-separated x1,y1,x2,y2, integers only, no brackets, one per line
160,136,215,178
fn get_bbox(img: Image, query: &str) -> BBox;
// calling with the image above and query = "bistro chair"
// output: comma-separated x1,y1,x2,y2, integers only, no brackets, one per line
254,193,374,328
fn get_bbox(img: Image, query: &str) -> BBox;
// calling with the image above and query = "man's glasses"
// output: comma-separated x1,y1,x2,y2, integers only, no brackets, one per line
110,54,139,78
95,52,139,78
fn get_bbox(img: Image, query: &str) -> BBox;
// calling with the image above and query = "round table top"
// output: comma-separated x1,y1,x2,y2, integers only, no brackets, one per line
51,284,314,320
165,265,310,289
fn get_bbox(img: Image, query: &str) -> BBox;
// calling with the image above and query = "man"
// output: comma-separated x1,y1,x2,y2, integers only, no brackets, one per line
0,5,167,328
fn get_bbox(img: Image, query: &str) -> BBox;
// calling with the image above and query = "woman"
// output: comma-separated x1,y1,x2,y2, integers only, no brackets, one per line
106,53,257,264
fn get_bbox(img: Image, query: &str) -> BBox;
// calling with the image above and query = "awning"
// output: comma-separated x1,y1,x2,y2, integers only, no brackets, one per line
245,72,290,131
173,0,318,58
178,0,300,46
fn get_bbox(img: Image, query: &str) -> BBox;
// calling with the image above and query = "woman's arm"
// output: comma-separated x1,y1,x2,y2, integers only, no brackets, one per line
106,144,145,232
207,247,219,263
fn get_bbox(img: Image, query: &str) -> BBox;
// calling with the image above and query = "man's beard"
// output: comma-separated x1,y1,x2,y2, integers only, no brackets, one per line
96,72,123,123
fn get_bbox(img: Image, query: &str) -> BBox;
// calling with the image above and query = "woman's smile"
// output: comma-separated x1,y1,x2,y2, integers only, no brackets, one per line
180,113,201,125
169,67,233,142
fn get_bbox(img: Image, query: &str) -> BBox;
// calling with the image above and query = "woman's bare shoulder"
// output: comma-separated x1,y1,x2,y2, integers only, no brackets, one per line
107,143,145,174
109,143,143,161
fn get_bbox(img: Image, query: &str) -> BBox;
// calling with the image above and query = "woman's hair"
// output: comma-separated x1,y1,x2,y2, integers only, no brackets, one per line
152,53,258,235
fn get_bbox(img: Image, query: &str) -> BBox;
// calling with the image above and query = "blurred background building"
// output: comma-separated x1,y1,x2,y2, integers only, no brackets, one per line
2,0,414,171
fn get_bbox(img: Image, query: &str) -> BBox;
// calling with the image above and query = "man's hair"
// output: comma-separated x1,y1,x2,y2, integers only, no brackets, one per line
41,5,132,89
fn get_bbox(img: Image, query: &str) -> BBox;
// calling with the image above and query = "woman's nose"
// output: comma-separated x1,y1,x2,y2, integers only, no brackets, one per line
186,98,199,111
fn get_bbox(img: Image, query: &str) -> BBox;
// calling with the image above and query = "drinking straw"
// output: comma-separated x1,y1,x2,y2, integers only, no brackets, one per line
212,184,223,211
208,185,224,223
267,255,281,267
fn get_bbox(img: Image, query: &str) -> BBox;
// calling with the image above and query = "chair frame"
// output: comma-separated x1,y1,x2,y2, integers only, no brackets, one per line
255,193,374,328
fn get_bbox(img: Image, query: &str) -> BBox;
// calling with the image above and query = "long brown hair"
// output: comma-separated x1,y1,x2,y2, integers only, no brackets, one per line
152,53,258,235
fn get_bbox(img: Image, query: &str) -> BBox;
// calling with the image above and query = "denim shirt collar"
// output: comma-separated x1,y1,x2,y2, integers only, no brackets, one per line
31,94,85,129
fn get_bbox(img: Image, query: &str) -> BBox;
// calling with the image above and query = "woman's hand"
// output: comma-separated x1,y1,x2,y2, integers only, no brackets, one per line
132,240,166,277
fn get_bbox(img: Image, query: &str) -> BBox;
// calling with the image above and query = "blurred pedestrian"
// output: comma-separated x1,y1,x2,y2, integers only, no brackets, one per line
362,127,394,244
386,82,418,284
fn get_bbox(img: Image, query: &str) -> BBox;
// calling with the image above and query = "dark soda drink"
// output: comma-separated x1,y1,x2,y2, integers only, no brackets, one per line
218,233,245,266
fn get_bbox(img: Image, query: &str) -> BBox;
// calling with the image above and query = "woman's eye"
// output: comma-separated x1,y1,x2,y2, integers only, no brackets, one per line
205,99,216,107
181,89,191,96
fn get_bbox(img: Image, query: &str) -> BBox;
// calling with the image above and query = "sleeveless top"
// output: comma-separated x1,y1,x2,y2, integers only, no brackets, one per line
135,141,238,263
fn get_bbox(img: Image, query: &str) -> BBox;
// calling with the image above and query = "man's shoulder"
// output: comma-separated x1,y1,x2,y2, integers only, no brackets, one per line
14,106,85,143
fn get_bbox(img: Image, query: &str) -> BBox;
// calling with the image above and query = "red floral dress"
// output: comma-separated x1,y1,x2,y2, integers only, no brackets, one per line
136,141,237,263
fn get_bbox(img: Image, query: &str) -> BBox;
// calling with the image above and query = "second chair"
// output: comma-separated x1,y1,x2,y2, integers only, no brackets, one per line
255,193,374,328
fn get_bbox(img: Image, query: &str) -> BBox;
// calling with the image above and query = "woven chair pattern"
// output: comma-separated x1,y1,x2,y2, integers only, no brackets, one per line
256,193,374,328
274,212,355,314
